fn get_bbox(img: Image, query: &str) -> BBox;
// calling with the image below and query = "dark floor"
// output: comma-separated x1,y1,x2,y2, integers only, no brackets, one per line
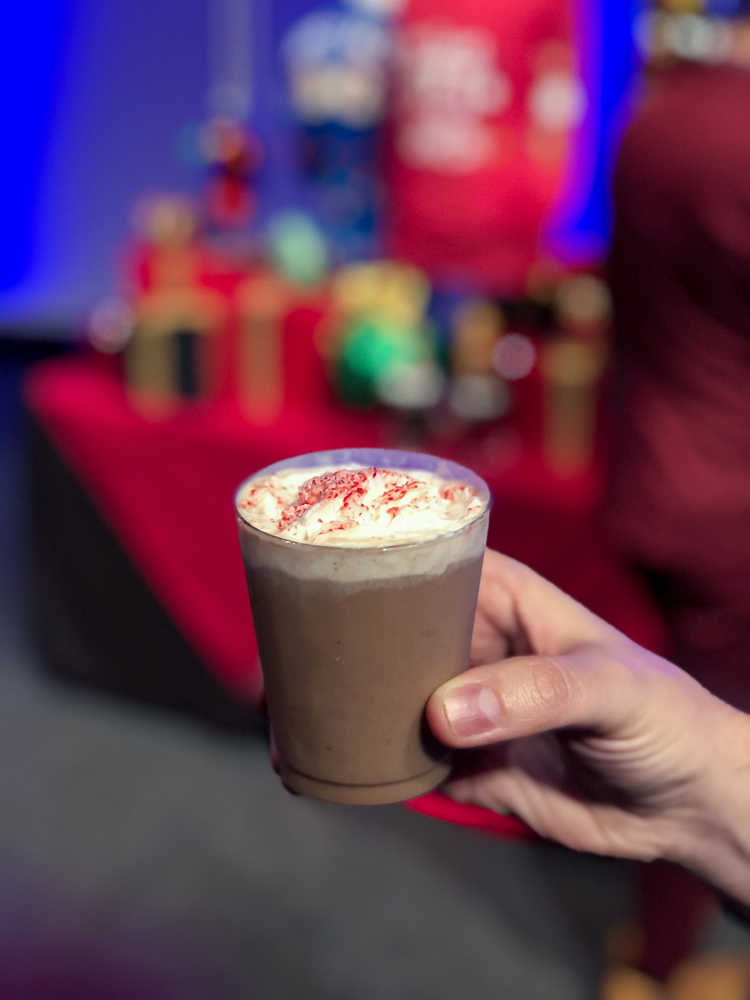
1,343,747,1000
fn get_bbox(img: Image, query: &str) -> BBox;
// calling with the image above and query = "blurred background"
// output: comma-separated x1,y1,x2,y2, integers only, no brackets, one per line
3,0,750,997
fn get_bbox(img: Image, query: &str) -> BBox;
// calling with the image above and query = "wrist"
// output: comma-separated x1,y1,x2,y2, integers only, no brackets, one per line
665,707,750,904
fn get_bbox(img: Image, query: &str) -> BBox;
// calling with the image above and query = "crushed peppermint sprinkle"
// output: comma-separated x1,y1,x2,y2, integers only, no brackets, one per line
237,465,484,546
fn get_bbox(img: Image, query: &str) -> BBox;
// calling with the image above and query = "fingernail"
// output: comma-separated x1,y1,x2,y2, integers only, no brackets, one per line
442,684,502,737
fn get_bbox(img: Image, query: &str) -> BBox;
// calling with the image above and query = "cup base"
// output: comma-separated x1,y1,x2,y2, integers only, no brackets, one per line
281,761,452,805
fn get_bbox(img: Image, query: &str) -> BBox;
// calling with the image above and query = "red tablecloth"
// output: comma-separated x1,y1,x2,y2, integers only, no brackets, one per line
25,352,665,840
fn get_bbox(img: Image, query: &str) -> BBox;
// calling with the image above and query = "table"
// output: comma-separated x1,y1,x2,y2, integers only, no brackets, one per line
25,352,665,839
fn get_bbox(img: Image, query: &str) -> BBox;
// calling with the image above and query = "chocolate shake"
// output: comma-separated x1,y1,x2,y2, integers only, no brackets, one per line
235,449,490,805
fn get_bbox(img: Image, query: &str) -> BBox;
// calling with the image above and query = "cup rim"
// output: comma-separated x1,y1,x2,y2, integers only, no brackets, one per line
234,448,491,552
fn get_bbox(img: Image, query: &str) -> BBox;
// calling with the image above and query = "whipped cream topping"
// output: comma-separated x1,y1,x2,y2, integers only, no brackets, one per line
237,465,485,546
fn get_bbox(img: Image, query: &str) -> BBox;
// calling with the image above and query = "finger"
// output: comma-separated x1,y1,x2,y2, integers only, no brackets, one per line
427,645,639,749
246,660,267,713
442,764,666,861
269,728,280,774
469,605,514,666
476,549,619,657
268,729,301,795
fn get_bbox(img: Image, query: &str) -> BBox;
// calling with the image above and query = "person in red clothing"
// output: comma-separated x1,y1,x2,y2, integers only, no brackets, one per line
603,59,750,982
606,65,750,714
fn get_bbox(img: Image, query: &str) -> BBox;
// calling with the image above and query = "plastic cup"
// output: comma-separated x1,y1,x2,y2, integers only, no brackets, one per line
235,448,490,805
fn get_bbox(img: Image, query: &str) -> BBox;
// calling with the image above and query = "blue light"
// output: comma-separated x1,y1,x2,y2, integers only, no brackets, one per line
0,1,69,291
547,0,639,264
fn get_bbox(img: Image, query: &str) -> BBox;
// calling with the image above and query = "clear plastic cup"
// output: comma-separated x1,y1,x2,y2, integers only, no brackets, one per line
235,448,490,805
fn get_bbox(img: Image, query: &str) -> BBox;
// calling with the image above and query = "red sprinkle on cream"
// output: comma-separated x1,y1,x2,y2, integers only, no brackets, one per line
238,465,483,545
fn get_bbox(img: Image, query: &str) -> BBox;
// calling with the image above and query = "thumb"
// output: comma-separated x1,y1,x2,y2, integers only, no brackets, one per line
427,647,634,748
